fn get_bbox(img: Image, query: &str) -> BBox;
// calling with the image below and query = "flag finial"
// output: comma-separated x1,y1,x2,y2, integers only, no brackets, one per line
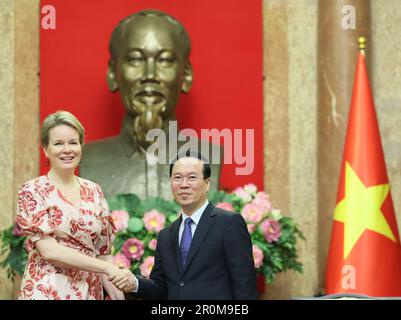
358,37,366,56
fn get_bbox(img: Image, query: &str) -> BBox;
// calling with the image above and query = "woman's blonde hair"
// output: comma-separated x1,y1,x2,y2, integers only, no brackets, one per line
41,111,85,147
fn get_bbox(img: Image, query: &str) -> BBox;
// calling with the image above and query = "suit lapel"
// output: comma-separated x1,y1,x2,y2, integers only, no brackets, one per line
182,203,217,275
169,216,183,275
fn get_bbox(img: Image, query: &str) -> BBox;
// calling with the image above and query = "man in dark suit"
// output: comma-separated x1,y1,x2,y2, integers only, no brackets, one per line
121,151,257,300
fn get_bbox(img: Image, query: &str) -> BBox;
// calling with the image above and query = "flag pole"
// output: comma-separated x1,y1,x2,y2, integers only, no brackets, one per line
358,36,366,56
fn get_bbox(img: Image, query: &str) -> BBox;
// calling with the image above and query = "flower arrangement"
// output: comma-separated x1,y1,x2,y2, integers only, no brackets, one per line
211,184,304,283
0,184,304,286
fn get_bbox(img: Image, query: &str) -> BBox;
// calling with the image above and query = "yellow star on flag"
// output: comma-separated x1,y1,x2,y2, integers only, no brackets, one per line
334,162,396,259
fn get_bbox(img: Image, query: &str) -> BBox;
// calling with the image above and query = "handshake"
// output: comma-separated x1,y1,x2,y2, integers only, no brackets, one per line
106,265,138,293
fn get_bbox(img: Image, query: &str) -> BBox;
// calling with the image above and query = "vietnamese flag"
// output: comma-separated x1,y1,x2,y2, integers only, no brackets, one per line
325,52,401,296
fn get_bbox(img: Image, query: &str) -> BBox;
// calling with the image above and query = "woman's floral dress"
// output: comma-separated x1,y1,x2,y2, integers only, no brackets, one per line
16,175,115,300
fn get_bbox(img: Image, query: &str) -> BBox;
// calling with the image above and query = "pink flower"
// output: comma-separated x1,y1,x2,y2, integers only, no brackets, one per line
251,192,272,214
111,210,129,232
260,219,282,243
122,238,144,261
241,203,264,223
216,202,235,212
148,239,157,251
243,183,258,195
252,245,264,268
255,191,269,201
140,256,155,278
143,210,166,233
113,253,131,269
247,223,256,234
233,187,252,203
13,223,23,236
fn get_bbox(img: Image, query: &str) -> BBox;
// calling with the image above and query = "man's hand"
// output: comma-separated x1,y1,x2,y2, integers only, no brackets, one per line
108,266,131,286
122,270,138,293
110,266,137,292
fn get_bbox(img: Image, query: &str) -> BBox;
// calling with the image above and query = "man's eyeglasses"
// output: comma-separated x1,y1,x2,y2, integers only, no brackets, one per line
171,175,203,185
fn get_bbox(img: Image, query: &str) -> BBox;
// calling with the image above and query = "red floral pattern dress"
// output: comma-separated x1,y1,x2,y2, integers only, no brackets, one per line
16,175,115,300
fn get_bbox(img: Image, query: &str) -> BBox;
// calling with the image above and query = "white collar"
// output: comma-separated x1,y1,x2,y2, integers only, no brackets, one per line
181,200,209,225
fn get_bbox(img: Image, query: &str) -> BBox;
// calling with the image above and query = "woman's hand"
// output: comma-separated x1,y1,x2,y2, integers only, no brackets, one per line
101,273,125,300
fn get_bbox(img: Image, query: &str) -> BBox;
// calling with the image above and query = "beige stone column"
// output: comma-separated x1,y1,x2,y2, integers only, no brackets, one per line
14,0,40,188
263,0,319,299
317,0,371,293
0,0,40,299
0,0,16,299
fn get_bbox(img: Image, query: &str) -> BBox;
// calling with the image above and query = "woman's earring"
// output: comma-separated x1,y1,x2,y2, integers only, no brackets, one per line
46,158,50,166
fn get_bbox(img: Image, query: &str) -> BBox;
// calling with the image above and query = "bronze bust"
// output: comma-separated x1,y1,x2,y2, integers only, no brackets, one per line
80,10,221,199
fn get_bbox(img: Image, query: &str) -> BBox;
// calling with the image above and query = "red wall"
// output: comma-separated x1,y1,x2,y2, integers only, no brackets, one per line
40,0,264,192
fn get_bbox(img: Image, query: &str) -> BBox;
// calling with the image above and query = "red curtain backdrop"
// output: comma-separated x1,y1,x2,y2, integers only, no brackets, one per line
40,0,263,192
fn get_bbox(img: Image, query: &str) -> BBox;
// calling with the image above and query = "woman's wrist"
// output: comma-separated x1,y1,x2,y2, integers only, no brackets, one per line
104,262,117,276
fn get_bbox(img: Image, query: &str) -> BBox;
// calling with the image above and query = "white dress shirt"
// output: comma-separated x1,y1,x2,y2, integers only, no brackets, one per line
179,200,209,244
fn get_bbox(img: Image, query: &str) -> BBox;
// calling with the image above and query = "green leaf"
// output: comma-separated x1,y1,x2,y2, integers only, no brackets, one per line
128,217,144,233
139,197,180,217
168,214,179,223
112,233,132,252
106,193,141,216
208,190,231,204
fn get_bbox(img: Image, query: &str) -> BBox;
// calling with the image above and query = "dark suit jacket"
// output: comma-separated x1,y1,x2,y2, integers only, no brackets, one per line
130,203,258,300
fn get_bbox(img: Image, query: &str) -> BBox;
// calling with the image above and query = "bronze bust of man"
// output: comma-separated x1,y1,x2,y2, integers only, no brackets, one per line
80,10,221,199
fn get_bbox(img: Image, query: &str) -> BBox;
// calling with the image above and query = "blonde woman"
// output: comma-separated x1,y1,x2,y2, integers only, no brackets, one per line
16,111,133,300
